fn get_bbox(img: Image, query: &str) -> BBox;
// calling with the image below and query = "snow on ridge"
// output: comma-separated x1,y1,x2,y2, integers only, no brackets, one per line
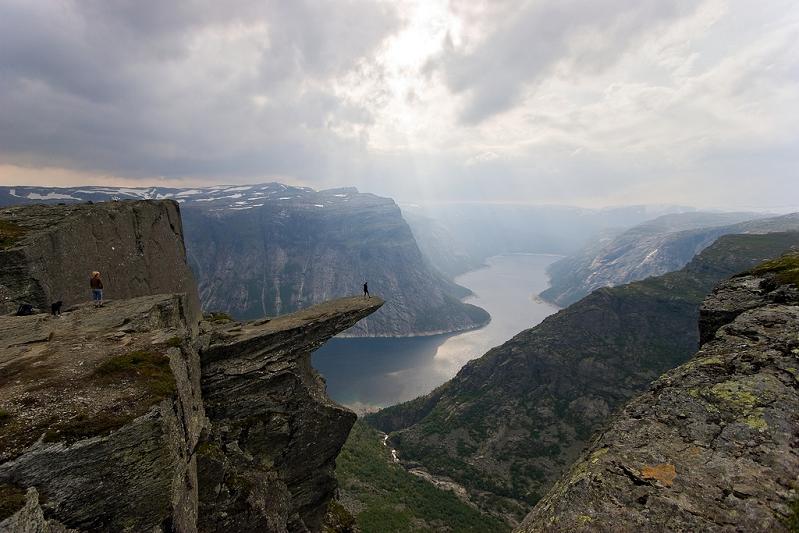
175,189,203,197
26,192,82,201
314,204,324,208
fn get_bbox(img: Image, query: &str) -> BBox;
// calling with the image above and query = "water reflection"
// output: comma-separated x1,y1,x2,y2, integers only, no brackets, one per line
312,254,561,411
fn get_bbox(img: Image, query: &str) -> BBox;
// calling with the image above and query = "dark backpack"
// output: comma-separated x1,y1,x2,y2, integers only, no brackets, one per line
16,303,34,316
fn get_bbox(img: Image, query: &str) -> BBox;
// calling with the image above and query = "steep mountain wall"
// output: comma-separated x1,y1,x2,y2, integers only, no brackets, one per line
517,254,799,532
366,232,799,525
0,200,201,317
0,200,382,532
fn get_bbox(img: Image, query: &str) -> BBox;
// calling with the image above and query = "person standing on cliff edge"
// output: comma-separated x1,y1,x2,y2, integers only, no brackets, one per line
90,271,104,308
363,281,369,299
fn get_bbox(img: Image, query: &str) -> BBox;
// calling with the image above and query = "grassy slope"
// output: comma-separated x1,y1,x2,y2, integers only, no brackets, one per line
335,420,507,533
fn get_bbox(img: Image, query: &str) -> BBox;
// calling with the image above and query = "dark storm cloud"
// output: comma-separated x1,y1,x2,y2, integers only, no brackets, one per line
437,0,699,124
0,0,398,179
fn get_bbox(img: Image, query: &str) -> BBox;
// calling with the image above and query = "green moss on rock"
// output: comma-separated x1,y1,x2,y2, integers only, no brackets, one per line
94,350,176,400
0,220,26,249
165,336,183,348
748,252,799,287
0,483,27,521
42,411,138,444
205,312,234,324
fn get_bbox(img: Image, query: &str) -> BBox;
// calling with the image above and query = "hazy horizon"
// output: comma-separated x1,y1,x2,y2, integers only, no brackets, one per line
1,1,797,210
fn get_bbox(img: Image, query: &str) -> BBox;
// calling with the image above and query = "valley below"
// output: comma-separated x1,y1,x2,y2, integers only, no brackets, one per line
313,253,561,411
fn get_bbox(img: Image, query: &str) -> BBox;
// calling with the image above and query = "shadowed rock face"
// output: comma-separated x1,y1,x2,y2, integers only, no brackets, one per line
0,200,201,318
517,255,799,532
197,296,384,532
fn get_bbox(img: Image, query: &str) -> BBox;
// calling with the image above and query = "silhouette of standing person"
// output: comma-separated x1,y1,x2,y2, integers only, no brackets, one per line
90,271,104,308
363,281,369,299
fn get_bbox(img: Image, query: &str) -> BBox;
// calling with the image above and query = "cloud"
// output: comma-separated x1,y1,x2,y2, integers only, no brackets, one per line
0,0,399,179
0,0,797,210
435,0,700,124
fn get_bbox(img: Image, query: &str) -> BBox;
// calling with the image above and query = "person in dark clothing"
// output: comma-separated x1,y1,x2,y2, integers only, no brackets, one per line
363,281,369,299
90,271,104,307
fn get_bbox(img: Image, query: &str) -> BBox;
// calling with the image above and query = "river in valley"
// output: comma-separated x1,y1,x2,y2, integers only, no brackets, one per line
312,254,561,412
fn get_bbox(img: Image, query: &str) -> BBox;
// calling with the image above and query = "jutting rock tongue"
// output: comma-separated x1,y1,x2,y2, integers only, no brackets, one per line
0,200,383,532
197,296,384,532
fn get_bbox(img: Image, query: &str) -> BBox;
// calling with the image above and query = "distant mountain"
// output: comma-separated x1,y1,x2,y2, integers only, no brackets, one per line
540,211,799,306
402,203,696,278
0,184,489,336
365,231,799,525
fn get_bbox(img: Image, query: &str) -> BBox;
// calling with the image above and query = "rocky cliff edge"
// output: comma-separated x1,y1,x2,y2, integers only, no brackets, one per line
0,200,382,532
517,253,799,532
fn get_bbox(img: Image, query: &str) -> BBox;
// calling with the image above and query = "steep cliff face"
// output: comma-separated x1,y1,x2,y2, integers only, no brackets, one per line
197,296,383,532
517,253,799,532
0,200,382,532
0,200,201,317
541,211,799,307
366,232,799,525
0,185,489,337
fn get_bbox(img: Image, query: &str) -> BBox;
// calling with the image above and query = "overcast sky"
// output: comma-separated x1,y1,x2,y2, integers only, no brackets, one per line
0,0,797,209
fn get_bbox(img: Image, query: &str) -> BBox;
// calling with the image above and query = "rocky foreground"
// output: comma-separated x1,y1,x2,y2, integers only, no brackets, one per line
517,254,799,531
0,200,383,532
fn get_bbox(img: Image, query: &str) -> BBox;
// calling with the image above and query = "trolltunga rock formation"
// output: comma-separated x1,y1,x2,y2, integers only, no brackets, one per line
0,200,382,532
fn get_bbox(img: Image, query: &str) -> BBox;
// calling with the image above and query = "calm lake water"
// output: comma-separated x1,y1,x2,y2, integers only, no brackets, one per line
312,254,561,411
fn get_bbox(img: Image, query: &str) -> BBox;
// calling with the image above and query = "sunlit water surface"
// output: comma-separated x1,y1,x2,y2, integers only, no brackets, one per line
312,254,561,411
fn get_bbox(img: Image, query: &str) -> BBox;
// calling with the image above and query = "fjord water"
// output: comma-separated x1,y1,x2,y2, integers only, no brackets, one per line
313,254,561,411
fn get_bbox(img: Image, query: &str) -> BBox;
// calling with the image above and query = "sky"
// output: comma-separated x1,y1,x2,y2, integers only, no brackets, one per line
0,0,797,209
